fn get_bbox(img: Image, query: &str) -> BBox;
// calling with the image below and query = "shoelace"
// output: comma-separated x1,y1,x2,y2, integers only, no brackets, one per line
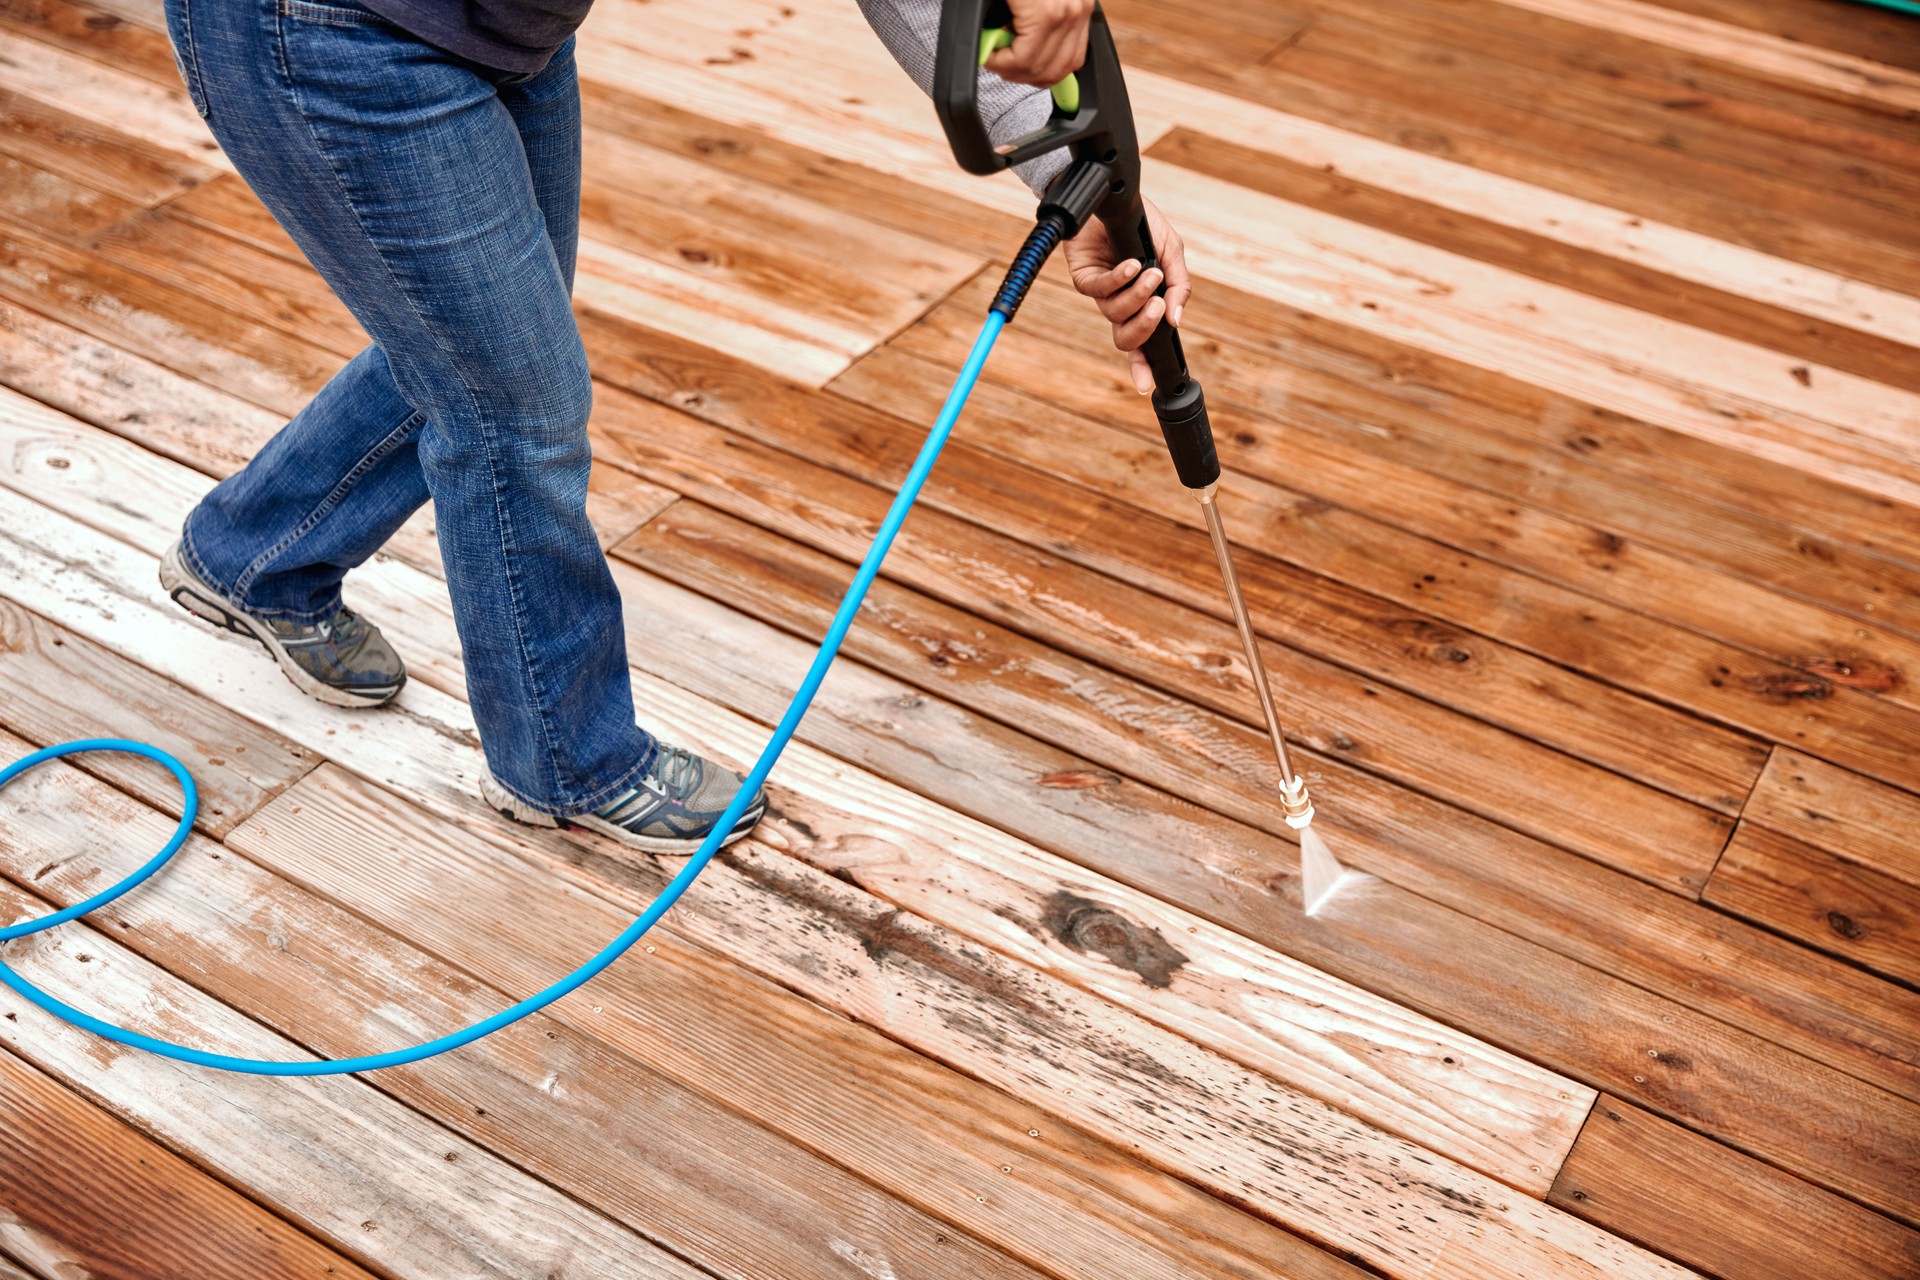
652,746,701,801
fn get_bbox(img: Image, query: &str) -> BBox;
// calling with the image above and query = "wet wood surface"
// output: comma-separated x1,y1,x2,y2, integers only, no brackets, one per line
1,0,1917,1274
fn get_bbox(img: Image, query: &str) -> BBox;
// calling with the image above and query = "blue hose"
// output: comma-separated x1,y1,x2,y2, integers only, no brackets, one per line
0,311,1008,1076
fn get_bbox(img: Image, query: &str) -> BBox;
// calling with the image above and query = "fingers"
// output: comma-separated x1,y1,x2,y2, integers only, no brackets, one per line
1144,205,1190,326
1128,350,1152,395
985,0,1093,85
1111,294,1168,352
1094,265,1164,325
1070,256,1137,300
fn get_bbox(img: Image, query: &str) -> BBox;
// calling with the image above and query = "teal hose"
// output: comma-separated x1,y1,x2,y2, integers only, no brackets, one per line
0,310,1009,1075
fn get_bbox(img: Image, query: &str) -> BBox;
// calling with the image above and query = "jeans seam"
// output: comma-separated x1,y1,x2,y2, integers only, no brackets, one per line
229,406,424,605
170,0,212,117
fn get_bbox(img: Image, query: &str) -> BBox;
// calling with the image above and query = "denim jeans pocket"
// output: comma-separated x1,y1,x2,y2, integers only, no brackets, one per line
164,0,212,118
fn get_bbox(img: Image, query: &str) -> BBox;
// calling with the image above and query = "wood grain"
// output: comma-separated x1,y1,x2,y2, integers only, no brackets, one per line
582,322,1755,878
0,1045,383,1280
611,502,1920,1155
1739,749,1920,891
0,597,312,835
231,770,1683,1280
1549,1096,1920,1280
0,737,1065,1280
1706,824,1920,989
898,271,1920,707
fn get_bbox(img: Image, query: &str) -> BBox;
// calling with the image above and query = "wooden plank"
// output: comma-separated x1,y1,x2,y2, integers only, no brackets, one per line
10,296,1920,1153
0,29,228,174
992,269,1920,639
1148,127,1920,395
1125,72,1920,354
0,1045,384,1280
0,151,139,242
1484,0,1920,112
0,300,283,473
0,737,1068,1280
833,338,1920,797
895,271,1920,711
228,772,1686,1280
0,221,330,418
3,423,1916,1234
0,379,1600,1191
613,500,1920,1131
580,128,981,340
597,583,1598,1194
583,321,1756,860
1549,1096,1920,1280
584,0,1920,502
1617,0,1920,73
1,353,1745,892
0,88,211,207
0,301,678,572
581,80,1028,261
0,489,1427,1277
1290,3,1920,218
0,815,712,1278
0,0,184,87
1706,823,1920,988
234,772,1377,1280
1739,749,1920,891
83,209,368,359
0,598,312,836
1142,161,1920,505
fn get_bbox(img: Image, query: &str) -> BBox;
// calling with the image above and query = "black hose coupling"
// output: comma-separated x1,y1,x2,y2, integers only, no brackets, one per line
990,158,1114,323
990,212,1069,322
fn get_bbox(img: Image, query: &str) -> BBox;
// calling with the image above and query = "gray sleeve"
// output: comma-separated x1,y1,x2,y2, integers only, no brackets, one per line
856,0,1070,198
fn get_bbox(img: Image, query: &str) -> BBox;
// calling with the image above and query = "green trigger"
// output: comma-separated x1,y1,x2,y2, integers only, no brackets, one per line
979,26,1082,115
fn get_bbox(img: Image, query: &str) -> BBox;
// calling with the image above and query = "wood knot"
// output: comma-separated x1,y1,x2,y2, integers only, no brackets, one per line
1826,910,1867,941
1040,891,1187,988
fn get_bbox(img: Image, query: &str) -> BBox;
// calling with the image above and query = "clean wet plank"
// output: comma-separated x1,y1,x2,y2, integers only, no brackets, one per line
1706,823,1920,988
1549,1095,1920,1280
0,1045,384,1280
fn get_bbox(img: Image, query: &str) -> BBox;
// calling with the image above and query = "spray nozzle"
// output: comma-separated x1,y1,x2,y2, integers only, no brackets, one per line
1278,774,1314,830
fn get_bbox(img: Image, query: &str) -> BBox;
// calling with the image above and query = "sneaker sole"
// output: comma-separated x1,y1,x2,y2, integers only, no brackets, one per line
479,771,765,856
159,544,403,709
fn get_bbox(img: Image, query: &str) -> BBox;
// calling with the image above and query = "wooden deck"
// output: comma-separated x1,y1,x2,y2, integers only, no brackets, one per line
1,0,1918,1275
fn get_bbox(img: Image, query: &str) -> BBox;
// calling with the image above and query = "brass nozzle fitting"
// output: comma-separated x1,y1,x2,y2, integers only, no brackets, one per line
1278,774,1314,830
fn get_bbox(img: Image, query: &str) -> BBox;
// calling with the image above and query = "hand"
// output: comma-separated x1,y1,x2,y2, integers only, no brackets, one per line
1065,196,1192,395
983,0,1095,87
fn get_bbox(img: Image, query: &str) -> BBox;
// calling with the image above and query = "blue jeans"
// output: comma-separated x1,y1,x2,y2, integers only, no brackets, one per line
164,0,655,814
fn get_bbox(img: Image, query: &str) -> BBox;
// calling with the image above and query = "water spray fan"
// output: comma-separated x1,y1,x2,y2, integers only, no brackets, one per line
937,0,1349,912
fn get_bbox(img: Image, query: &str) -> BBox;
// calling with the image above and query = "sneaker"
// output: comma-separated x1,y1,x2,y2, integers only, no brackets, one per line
159,541,407,707
480,743,768,855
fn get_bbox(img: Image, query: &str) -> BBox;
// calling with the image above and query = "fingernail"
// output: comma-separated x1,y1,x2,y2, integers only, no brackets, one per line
1171,304,1184,327
1124,260,1140,278
1145,268,1163,287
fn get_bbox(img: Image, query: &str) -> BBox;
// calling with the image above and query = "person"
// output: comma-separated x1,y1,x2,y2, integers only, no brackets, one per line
157,0,1193,855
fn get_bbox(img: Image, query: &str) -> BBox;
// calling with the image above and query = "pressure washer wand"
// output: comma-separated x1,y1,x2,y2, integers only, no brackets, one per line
935,0,1351,911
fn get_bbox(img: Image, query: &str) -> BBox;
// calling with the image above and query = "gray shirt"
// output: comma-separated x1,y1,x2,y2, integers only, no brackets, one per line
360,0,1067,194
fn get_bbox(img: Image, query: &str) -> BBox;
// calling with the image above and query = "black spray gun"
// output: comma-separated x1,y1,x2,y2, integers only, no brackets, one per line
934,1,1351,911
